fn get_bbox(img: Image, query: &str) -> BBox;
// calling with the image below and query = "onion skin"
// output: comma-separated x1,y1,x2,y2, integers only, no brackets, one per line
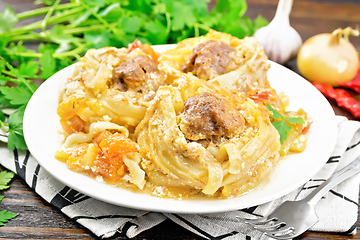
297,29,359,86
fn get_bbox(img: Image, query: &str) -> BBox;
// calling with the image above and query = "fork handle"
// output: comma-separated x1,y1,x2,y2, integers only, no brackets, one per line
304,155,360,206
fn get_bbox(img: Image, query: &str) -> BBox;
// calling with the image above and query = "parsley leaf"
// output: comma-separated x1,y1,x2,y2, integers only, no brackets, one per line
252,14,269,30
0,110,5,122
272,119,294,144
285,117,305,125
0,171,14,190
7,107,27,151
145,19,169,44
84,30,111,49
18,61,40,78
171,2,197,31
98,3,124,22
0,58,36,150
267,105,283,119
7,129,27,151
0,86,33,106
0,170,17,226
267,105,305,144
120,16,144,34
124,0,152,14
0,210,17,226
3,60,37,93
2,41,35,66
0,5,18,33
182,0,210,16
39,46,56,79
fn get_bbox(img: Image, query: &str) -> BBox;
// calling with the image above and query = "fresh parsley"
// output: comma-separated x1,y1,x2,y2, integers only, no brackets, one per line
0,57,37,151
0,171,15,190
0,170,17,226
267,105,305,144
0,208,17,226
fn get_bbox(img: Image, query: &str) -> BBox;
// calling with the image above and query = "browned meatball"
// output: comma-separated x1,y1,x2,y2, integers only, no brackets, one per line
182,40,240,80
113,55,166,93
179,92,245,141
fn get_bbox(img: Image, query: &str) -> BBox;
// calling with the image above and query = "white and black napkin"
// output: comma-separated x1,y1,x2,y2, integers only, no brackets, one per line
0,116,359,239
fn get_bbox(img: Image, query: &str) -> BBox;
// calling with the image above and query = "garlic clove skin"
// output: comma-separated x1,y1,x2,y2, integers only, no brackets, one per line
254,23,302,64
253,0,302,64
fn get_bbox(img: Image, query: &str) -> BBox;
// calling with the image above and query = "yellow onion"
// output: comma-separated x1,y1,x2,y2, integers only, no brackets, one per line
297,27,359,86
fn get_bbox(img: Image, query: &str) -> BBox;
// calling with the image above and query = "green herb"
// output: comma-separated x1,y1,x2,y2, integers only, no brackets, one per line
0,0,268,150
0,57,37,151
0,171,14,190
0,208,17,226
0,170,17,226
266,105,305,144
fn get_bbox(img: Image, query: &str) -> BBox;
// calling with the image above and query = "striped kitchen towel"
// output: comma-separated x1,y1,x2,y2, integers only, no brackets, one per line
1,115,359,239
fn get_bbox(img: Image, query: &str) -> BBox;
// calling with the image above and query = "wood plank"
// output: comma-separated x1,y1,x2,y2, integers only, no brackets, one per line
0,227,95,239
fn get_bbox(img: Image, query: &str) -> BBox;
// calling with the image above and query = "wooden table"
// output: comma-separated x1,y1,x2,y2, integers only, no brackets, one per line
1,0,360,239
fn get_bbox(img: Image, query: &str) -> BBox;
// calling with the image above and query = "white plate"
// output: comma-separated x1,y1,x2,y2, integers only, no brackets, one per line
23,45,337,214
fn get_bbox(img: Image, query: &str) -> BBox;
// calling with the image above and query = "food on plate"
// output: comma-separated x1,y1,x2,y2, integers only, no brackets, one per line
135,78,281,197
158,30,285,111
297,27,359,86
55,30,312,199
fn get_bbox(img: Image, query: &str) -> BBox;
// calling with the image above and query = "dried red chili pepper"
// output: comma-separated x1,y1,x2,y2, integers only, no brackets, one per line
339,56,360,92
313,82,360,118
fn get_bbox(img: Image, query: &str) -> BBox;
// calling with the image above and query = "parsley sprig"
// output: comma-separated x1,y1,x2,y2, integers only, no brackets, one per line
267,105,305,144
0,170,17,226
0,57,38,151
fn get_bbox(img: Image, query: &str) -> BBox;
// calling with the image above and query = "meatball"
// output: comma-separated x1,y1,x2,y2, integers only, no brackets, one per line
113,55,166,93
179,92,245,141
182,40,240,80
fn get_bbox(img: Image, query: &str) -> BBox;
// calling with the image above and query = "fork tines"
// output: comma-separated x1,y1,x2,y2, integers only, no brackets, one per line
237,216,295,240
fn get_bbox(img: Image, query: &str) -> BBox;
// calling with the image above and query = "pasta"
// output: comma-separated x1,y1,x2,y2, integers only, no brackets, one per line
55,31,312,199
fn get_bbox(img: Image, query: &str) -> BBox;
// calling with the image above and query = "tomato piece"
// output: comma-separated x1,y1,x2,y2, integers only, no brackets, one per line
60,115,85,134
127,39,142,52
248,89,271,104
67,143,89,165
283,109,313,135
128,39,160,63
99,133,138,164
67,143,98,170
93,130,112,145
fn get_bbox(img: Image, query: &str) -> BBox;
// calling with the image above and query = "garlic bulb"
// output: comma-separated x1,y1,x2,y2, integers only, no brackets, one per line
253,0,302,64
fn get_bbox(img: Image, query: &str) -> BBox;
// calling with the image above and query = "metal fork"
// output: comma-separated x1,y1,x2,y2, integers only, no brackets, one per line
240,155,360,239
